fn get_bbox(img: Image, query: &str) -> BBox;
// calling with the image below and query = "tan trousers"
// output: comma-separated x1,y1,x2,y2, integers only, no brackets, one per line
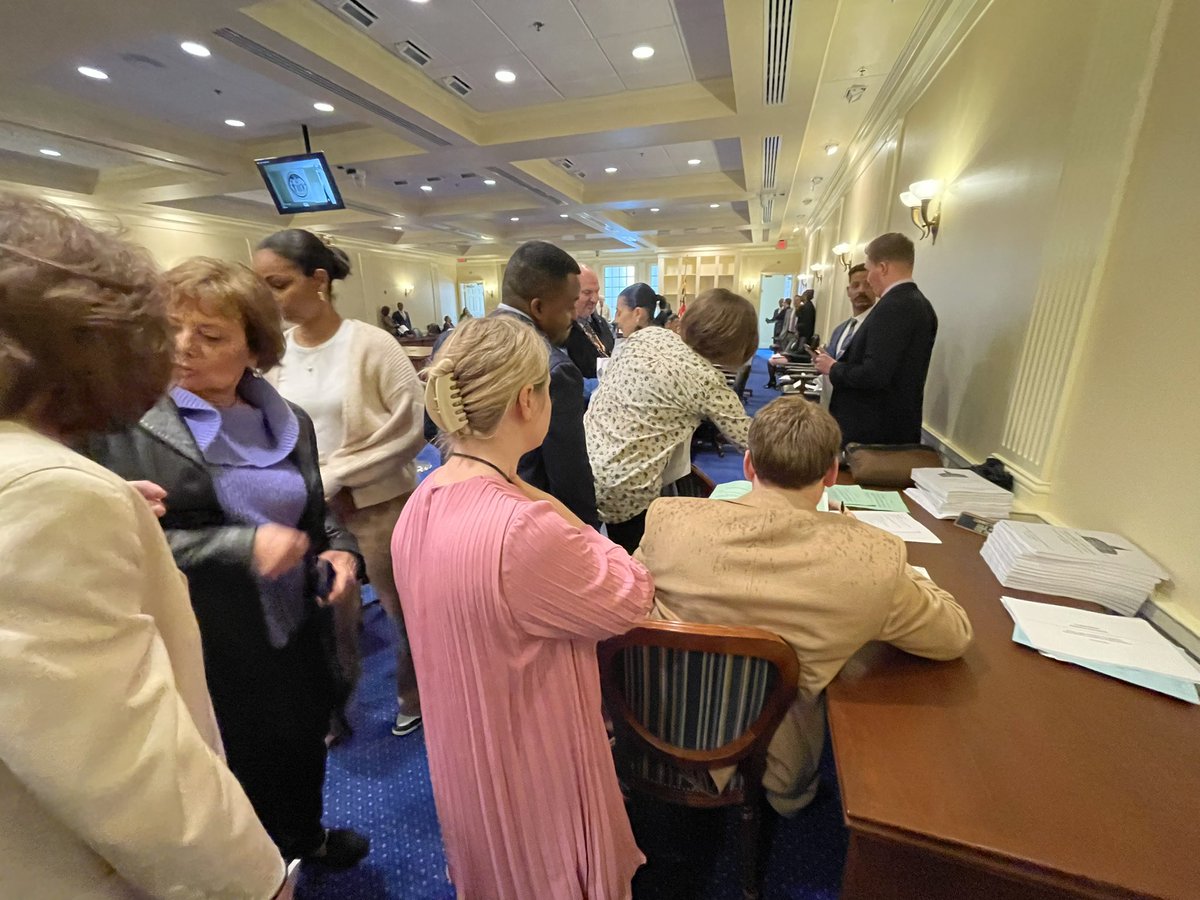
341,491,421,716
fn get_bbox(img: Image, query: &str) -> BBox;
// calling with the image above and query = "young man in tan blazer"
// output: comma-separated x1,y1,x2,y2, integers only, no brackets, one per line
635,397,973,815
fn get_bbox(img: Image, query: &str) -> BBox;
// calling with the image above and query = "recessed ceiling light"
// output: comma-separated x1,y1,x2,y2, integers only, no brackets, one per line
825,142,840,156
495,69,516,84
39,148,62,157
180,41,211,58
313,102,335,112
632,45,655,60
687,158,701,166
709,203,720,208
510,216,520,222
77,66,109,80
224,119,246,127
650,207,660,212
409,0,429,4
420,184,433,192
604,166,618,174
559,213,569,218
392,226,404,230
483,178,496,186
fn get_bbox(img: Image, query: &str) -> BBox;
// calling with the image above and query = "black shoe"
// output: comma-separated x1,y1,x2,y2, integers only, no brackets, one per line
303,828,370,870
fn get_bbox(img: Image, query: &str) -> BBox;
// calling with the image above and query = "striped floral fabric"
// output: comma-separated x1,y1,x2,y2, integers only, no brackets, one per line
619,646,775,795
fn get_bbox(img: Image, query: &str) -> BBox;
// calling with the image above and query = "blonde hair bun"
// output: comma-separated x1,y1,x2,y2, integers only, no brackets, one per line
425,316,550,446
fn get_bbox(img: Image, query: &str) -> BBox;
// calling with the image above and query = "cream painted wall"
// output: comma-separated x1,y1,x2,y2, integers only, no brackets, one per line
1042,0,1200,628
2,182,459,332
816,0,1106,461
808,0,1194,623
739,250,804,344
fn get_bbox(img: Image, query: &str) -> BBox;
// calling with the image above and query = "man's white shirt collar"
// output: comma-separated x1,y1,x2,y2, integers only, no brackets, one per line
879,279,915,299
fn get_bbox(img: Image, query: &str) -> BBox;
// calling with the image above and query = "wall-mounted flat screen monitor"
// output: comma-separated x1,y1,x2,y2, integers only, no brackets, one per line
255,151,345,214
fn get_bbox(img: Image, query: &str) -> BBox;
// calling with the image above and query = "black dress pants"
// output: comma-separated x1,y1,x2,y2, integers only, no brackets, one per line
606,510,649,554
203,610,334,858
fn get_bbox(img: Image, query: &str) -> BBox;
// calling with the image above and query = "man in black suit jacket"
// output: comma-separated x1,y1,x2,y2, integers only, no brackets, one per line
793,290,817,345
813,233,937,445
424,241,599,527
564,264,615,379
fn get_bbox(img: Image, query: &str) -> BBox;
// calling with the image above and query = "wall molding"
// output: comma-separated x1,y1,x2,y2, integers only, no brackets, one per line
997,0,1173,478
807,0,994,232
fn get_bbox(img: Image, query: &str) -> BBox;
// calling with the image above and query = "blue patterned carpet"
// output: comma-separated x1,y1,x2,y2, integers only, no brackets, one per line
299,349,847,899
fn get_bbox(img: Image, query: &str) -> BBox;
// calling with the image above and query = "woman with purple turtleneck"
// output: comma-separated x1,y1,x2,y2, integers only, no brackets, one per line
87,258,371,871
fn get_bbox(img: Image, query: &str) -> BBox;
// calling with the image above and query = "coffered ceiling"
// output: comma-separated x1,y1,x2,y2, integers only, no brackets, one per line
0,0,961,260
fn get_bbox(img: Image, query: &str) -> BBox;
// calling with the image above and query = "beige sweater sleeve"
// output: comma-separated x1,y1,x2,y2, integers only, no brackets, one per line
0,468,284,899
879,556,974,661
321,322,427,505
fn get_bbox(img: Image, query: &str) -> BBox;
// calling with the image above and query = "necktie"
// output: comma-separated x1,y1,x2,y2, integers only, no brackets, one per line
836,318,857,358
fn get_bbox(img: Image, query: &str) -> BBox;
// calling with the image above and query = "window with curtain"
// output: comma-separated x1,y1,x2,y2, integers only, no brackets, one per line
603,265,636,301
649,264,660,292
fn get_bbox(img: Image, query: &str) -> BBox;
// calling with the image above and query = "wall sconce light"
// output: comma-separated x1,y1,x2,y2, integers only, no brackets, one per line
402,285,413,297
899,179,942,243
743,281,756,295
831,242,852,272
809,263,825,284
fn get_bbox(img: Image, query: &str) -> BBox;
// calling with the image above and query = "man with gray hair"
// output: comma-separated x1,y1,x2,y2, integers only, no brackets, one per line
564,263,615,379
813,232,937,444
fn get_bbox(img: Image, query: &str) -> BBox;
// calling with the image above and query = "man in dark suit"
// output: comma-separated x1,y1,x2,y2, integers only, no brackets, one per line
813,233,937,445
425,241,599,527
825,264,878,360
792,290,817,346
766,298,789,352
390,302,413,335
564,263,615,379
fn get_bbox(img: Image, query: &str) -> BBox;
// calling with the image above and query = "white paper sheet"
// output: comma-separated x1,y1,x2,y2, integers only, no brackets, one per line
1001,597,1200,683
851,511,941,544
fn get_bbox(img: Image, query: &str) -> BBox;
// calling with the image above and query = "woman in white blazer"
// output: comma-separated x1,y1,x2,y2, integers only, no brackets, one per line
0,192,290,900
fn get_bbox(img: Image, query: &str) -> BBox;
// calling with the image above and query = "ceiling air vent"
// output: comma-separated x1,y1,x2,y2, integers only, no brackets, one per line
764,0,795,105
214,28,451,147
554,158,576,171
396,41,431,67
338,0,377,29
439,75,471,97
761,135,781,190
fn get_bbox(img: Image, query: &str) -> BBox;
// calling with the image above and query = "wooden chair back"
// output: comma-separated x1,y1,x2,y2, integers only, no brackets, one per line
599,620,799,808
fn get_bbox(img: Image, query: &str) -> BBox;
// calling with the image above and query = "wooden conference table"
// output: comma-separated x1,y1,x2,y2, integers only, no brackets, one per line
825,491,1200,899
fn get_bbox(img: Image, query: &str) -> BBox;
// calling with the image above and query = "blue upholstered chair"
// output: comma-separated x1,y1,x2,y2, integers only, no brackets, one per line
598,621,799,900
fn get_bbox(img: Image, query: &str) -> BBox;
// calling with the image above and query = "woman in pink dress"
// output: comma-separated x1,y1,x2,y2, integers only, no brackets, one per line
392,315,654,899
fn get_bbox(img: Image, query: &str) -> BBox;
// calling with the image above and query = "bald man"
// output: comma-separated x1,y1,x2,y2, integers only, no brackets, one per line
564,264,616,379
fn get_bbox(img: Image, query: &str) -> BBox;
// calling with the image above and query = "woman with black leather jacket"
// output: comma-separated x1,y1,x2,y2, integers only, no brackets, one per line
87,257,369,870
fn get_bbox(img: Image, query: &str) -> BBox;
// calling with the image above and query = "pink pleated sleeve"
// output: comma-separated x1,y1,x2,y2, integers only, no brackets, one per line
500,500,655,640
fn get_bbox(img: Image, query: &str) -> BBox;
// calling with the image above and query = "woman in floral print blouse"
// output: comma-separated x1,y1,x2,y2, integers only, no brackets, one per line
584,285,759,552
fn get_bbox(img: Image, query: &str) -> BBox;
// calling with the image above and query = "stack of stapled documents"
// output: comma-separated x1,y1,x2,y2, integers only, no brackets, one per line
907,467,1014,519
982,521,1170,616
1002,596,1199,703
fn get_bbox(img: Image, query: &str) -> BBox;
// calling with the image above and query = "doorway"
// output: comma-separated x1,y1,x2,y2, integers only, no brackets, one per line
459,281,485,321
758,273,794,348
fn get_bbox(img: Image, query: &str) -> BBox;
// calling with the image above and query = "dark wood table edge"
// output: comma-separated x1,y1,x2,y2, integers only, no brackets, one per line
837,810,1157,900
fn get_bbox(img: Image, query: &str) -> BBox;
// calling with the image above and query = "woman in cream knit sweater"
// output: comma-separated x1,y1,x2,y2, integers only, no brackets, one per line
256,229,427,737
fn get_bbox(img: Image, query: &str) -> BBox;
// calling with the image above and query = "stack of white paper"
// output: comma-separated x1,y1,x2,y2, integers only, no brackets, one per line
982,521,1170,616
908,467,1014,519
1001,596,1199,703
